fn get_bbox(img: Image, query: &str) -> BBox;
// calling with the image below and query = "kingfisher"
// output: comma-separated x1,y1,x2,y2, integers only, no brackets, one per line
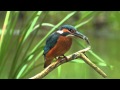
43,25,90,68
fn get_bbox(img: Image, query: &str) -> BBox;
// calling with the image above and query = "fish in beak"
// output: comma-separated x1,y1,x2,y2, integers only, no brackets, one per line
72,30,90,45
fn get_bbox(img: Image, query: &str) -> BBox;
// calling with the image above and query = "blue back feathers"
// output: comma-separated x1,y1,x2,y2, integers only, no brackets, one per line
43,32,60,56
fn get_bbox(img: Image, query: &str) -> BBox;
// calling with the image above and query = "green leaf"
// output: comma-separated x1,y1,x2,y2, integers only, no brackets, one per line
23,11,42,42
88,50,105,63
32,23,55,32
42,23,55,27
58,66,61,78
80,11,94,20
75,17,93,29
16,64,27,79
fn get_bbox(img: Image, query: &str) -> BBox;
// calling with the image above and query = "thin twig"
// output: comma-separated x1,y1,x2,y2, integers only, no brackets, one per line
29,46,107,79
80,53,107,78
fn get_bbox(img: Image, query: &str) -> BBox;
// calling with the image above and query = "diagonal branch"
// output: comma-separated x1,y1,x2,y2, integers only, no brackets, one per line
29,46,107,79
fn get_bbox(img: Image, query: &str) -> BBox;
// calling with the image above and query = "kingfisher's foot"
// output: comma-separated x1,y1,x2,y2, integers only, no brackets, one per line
62,55,68,61
57,55,68,62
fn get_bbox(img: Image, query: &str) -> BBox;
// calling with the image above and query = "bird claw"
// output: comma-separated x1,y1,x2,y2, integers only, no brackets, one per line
57,55,68,62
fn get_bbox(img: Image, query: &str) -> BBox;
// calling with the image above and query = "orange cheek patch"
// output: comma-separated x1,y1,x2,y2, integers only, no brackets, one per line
62,29,70,33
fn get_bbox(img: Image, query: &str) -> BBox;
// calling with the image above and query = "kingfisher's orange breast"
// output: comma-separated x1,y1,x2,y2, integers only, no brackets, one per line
46,36,72,59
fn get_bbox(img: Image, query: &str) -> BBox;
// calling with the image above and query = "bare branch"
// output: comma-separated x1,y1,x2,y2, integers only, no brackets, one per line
80,53,107,78
29,46,107,79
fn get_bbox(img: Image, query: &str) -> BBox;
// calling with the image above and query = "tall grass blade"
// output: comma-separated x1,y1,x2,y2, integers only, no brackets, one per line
75,17,93,29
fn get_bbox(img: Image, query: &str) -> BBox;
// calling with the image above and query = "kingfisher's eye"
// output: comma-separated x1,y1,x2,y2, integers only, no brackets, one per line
69,29,75,33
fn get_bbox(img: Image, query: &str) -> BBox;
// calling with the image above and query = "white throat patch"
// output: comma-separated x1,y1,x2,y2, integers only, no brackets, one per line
56,30,63,34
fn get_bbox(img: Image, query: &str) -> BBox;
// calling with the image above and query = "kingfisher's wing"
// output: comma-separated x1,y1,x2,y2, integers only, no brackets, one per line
43,32,60,56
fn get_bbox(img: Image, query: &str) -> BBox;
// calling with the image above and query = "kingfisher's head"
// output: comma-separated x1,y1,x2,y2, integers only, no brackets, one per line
56,25,90,45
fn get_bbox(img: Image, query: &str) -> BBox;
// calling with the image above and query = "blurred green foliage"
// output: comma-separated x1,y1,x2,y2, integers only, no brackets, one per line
0,11,119,79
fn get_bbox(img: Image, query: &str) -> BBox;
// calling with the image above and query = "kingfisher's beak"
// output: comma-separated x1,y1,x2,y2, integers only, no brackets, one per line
73,31,90,45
